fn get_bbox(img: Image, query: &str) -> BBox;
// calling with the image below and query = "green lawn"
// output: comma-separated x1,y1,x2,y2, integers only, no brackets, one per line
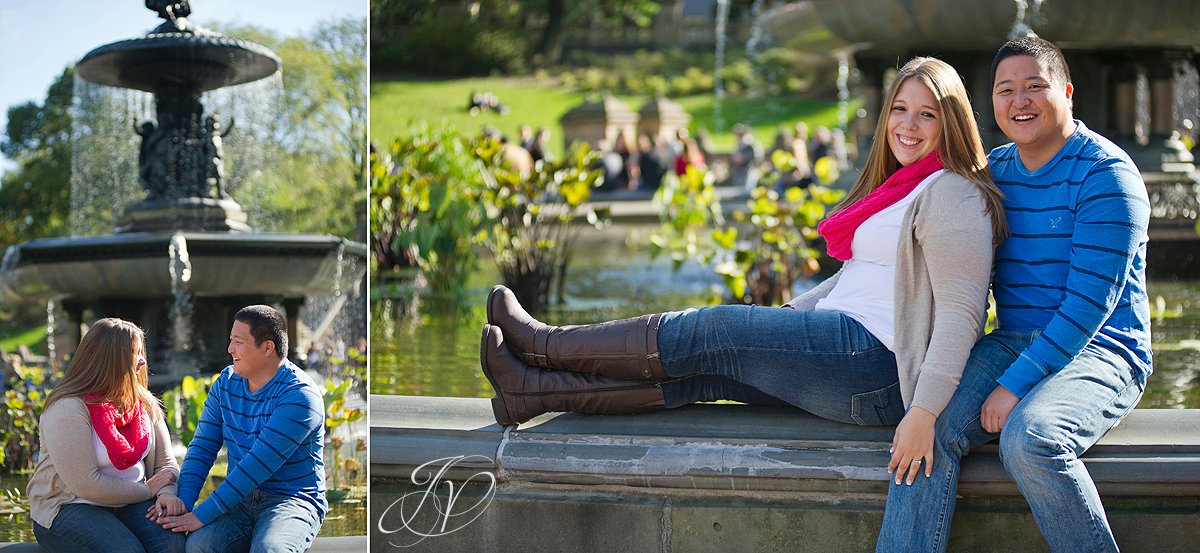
370,75,858,155
0,324,46,356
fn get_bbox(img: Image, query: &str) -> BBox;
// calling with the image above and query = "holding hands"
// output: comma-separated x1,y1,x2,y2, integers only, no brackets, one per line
146,491,186,521
157,511,204,533
142,469,199,532
145,470,176,496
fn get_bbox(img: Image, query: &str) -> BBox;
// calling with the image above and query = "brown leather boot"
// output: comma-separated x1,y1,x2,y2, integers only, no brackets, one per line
486,285,666,380
480,324,666,426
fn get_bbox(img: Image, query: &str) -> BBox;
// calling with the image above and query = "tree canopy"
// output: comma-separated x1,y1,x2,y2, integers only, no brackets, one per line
0,67,74,247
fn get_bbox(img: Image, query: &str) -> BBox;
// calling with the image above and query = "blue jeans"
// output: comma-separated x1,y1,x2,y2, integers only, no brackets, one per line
657,305,904,426
876,330,1144,553
33,498,186,553
185,491,323,553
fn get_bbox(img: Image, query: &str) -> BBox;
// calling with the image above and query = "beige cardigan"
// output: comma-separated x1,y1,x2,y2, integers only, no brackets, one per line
787,171,995,417
27,396,179,528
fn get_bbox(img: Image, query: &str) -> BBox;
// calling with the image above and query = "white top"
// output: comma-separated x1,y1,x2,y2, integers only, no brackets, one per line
815,170,942,350
69,411,148,507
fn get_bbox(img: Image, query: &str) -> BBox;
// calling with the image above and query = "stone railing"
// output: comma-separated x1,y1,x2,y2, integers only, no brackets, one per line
371,395,1200,552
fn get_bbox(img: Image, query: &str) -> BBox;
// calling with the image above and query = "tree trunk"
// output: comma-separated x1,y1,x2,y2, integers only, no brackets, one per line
539,0,566,65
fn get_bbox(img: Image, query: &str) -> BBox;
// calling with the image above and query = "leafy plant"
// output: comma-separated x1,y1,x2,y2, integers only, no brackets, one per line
162,374,218,446
650,166,725,271
0,361,57,471
323,378,366,496
470,135,609,313
370,124,485,297
651,152,843,305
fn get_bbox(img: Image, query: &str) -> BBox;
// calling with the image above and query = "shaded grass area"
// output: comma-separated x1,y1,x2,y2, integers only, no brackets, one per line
369,75,856,155
0,325,46,355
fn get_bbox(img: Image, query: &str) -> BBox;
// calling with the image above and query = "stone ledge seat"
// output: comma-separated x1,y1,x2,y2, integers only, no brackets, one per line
0,534,365,551
370,395,1200,552
372,395,1200,496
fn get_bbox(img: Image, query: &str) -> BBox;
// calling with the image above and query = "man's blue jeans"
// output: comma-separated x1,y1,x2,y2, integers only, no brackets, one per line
185,490,323,553
657,305,905,426
32,498,186,553
876,330,1144,553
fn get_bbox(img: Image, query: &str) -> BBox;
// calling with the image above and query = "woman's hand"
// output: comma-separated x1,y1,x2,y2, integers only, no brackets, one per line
145,470,176,496
146,492,185,521
887,407,936,485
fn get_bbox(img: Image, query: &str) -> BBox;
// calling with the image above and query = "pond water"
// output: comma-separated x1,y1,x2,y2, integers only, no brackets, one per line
371,223,1200,409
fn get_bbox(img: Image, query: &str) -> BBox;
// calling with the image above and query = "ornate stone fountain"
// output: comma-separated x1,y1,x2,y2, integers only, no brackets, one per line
0,1,366,383
769,0,1200,274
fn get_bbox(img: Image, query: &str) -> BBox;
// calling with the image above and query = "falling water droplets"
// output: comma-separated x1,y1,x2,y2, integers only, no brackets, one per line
836,51,851,130
713,0,730,132
168,232,193,352
45,300,58,371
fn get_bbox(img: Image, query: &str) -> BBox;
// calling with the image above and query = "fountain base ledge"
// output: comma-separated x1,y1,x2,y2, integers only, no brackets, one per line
0,231,365,302
371,395,1200,552
0,535,365,552
116,197,251,233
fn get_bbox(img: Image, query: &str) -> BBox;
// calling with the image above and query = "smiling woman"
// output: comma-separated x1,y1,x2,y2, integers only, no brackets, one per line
886,78,941,167
27,318,185,553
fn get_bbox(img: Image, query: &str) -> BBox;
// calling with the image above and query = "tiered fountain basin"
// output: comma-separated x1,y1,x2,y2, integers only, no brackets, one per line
0,232,363,302
76,31,280,93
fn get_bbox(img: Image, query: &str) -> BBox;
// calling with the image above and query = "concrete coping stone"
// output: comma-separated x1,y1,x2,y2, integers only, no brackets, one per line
0,535,367,552
371,395,1200,497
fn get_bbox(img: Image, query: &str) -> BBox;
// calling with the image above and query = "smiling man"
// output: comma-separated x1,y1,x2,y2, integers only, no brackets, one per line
877,37,1152,553
154,305,327,553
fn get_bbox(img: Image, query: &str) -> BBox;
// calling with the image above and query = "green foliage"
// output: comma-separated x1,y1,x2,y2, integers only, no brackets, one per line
650,167,725,272
323,378,366,494
323,379,365,433
0,67,73,250
471,135,608,313
370,123,485,297
162,374,218,446
651,153,843,305
0,362,57,471
327,345,367,401
213,19,367,238
371,0,660,70
374,19,527,76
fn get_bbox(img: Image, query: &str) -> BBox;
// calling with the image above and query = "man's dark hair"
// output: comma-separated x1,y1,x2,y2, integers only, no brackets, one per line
990,36,1072,88
235,305,288,359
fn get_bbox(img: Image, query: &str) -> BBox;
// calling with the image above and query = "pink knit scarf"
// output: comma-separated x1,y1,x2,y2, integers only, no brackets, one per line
83,394,149,470
817,151,943,261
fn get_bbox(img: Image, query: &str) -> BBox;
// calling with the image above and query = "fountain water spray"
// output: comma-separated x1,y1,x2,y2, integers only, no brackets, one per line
713,0,730,131
1008,0,1044,40
745,0,767,97
168,232,193,354
45,300,58,372
836,51,851,129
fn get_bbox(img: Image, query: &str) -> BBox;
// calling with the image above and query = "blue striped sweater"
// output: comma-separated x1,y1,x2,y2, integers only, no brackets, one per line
989,121,1152,397
177,360,327,524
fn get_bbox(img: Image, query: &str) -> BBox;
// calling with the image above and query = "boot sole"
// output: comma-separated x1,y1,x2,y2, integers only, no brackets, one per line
480,325,516,427
486,285,503,326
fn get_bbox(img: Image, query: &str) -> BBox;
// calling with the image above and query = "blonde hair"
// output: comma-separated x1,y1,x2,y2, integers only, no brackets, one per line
836,57,1008,241
44,318,163,421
